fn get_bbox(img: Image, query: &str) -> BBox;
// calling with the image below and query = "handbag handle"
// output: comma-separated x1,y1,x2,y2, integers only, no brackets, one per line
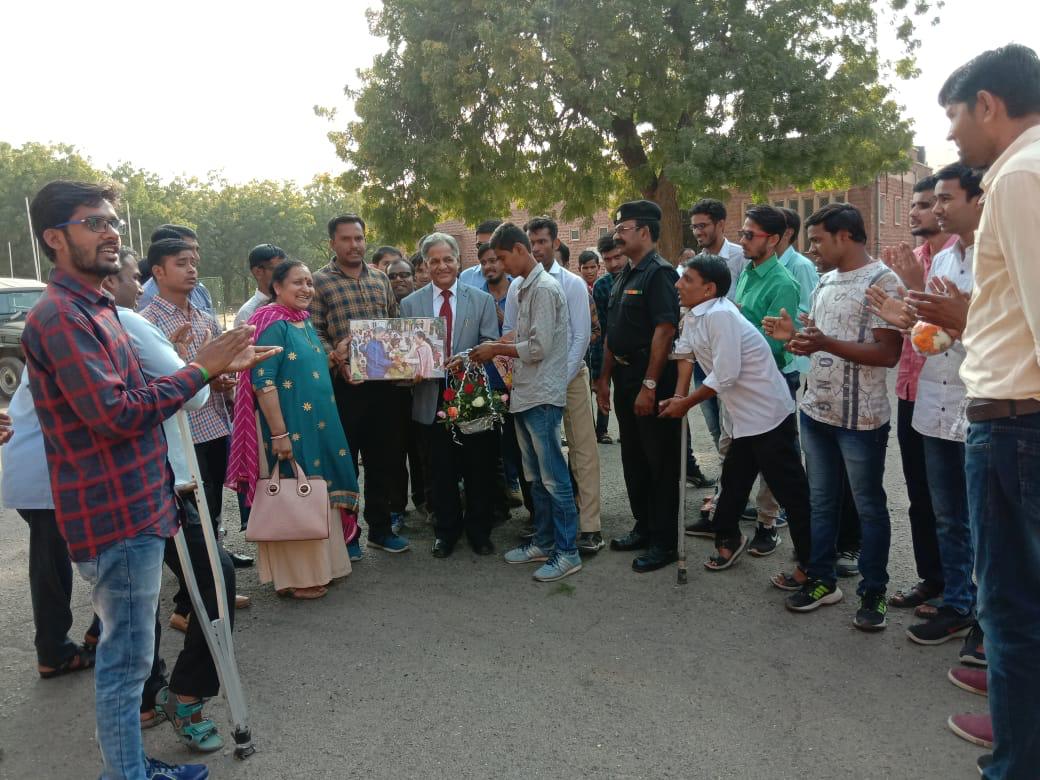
264,459,315,498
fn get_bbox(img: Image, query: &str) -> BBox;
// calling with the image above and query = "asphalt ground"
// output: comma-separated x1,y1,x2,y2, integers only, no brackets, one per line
0,398,985,779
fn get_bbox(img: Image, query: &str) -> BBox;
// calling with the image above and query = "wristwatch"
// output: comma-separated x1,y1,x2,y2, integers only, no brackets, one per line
642,378,657,390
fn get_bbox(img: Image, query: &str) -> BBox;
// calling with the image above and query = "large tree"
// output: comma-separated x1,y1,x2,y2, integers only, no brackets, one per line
335,0,932,259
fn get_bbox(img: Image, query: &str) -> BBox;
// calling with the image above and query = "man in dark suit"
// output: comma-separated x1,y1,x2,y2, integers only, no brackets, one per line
401,232,500,557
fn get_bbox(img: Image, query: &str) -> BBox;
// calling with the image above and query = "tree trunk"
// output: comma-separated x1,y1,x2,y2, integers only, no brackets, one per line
644,173,682,266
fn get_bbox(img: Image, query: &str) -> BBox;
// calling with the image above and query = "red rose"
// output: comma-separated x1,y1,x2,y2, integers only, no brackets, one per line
443,389,456,401
463,383,475,394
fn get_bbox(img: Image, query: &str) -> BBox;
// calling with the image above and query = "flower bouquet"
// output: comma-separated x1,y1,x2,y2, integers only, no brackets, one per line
438,351,508,441
910,321,955,356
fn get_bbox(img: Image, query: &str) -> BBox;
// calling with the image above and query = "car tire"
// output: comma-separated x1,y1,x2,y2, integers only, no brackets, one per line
0,356,23,400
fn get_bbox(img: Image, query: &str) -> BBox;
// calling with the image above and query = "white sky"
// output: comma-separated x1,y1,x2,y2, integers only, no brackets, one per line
3,0,1037,185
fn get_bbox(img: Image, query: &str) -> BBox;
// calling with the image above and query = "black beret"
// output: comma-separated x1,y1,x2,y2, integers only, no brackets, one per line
614,199,662,224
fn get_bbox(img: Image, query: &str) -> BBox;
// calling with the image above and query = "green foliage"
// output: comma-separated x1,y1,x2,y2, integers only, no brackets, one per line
336,0,933,254
0,143,360,309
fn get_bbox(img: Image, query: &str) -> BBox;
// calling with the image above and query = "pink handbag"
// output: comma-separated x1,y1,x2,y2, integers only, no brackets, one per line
245,459,330,542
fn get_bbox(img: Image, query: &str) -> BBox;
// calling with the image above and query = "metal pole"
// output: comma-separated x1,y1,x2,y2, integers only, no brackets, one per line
671,350,692,585
7,242,13,277
138,219,144,254
125,202,134,251
24,197,40,281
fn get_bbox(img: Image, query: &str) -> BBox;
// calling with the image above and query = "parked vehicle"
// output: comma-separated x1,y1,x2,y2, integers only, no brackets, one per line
0,278,47,399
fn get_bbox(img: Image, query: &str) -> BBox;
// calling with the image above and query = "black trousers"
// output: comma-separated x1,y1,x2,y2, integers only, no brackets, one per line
712,415,812,563
613,363,680,550
424,422,498,545
387,389,414,514
160,497,236,699
896,397,944,587
333,377,408,538
18,509,100,667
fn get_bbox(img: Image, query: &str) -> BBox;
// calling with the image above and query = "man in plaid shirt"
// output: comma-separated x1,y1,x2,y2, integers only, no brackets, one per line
311,214,410,554
23,180,275,780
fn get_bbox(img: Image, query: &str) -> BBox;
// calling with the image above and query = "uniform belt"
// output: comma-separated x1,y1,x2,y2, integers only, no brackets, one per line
965,398,1040,422
614,355,631,366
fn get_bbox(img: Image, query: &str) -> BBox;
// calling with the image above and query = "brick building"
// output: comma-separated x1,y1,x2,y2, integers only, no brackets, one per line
436,149,933,271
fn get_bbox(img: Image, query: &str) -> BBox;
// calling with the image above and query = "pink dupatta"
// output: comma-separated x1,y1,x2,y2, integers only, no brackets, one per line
224,303,311,505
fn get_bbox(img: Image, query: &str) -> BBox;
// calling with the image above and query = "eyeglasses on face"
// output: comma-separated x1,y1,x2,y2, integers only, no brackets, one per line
737,229,770,241
53,216,127,235
613,224,640,235
387,271,413,280
690,221,715,232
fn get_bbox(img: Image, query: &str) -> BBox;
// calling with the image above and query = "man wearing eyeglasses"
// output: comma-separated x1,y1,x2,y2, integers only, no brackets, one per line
689,198,747,302
595,200,682,573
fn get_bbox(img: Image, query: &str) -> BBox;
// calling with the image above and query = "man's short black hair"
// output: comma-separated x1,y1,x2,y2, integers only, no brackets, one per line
30,180,121,262
779,207,801,241
557,241,570,264
935,163,984,201
745,205,787,238
145,238,194,278
684,254,732,298
939,44,1040,117
805,203,868,244
476,219,503,236
524,216,559,241
151,224,198,243
476,242,495,259
248,243,287,270
597,235,619,254
914,175,939,193
689,198,727,223
371,245,403,265
577,250,600,266
489,222,531,252
327,213,366,238
408,250,425,268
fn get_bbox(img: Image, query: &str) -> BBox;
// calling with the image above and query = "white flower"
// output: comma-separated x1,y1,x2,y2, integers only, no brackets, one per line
471,396,486,408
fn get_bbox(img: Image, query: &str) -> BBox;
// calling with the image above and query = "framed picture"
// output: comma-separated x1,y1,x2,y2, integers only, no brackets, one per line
348,317,447,381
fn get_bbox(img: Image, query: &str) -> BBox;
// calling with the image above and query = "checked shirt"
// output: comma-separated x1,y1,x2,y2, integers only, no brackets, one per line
21,270,206,562
310,259,398,353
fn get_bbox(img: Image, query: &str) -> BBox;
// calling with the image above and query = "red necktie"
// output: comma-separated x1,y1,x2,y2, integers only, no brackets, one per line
439,289,453,356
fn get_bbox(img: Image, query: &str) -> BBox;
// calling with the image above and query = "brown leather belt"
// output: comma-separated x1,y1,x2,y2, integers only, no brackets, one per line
965,398,1040,422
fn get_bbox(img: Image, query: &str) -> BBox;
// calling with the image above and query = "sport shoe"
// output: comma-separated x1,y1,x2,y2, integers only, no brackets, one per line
748,524,781,557
948,666,988,697
145,757,210,780
533,550,582,582
785,580,844,612
684,517,715,538
504,542,550,564
740,503,757,522
774,510,788,529
577,532,605,553
853,592,887,632
959,623,987,667
367,532,410,553
907,606,975,645
597,433,614,444
390,512,405,534
947,712,993,749
347,538,363,562
685,465,716,488
836,549,860,577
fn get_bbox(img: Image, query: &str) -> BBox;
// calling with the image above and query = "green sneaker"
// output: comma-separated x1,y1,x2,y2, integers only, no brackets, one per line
785,579,844,612
853,591,888,631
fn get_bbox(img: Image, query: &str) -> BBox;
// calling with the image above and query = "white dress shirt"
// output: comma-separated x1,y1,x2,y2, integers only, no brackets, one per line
1,369,54,510
234,289,270,327
675,296,795,439
702,239,748,302
503,261,591,382
912,242,974,442
432,279,459,321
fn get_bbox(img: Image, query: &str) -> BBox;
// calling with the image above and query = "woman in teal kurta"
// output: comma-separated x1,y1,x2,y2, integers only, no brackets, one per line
237,261,359,599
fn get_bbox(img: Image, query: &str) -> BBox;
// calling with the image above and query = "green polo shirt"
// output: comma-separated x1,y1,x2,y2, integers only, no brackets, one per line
734,254,800,371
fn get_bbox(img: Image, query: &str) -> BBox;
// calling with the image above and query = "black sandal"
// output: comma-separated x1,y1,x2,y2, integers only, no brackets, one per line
39,645,95,679
771,568,807,591
705,535,748,571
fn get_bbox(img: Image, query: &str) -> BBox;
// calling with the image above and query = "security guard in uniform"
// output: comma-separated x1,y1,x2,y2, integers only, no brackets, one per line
594,200,682,573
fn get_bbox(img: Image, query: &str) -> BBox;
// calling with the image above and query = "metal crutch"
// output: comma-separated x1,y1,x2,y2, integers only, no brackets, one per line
173,411,256,759
671,351,693,586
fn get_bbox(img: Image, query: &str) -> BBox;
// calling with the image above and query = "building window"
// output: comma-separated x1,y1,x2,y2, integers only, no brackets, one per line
788,199,798,212
879,193,887,224
817,195,830,209
894,197,903,225
599,227,609,238
570,229,580,241
773,201,784,208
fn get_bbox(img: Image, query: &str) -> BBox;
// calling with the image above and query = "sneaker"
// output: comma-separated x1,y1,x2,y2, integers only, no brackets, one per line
836,549,860,577
367,532,410,553
145,757,210,780
684,517,715,538
504,542,550,564
577,532,605,553
785,580,844,612
347,538,363,562
533,550,582,582
597,433,613,444
390,512,405,534
906,606,975,645
774,510,788,529
959,623,987,667
947,712,993,749
947,666,988,697
853,592,888,632
685,465,716,488
740,503,757,522
748,524,781,557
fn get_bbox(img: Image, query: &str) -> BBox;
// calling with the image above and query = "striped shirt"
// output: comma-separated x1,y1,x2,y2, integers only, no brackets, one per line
310,259,398,353
139,295,231,443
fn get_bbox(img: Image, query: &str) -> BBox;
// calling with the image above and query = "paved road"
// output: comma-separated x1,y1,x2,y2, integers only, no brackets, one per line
0,406,984,779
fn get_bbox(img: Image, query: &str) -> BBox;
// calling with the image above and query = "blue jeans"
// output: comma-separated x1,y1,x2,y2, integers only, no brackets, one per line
515,404,579,555
801,413,891,595
921,435,975,615
965,413,1040,778
693,362,721,449
76,532,166,780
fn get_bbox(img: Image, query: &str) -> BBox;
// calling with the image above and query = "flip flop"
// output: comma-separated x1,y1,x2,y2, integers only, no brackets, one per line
38,646,95,679
291,586,328,600
705,535,748,571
